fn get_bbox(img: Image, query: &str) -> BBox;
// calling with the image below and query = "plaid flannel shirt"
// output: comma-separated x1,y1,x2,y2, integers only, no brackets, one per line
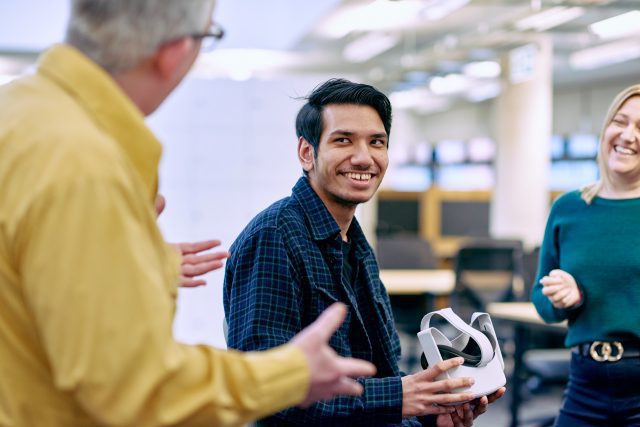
224,177,424,426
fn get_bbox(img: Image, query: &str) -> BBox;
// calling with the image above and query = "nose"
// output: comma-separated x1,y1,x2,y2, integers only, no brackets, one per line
621,123,640,142
350,140,374,168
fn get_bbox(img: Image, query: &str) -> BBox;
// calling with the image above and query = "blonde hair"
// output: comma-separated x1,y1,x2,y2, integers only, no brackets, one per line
581,84,640,204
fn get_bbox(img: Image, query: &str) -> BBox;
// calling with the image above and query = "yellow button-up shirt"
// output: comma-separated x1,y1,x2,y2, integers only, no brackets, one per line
0,44,308,427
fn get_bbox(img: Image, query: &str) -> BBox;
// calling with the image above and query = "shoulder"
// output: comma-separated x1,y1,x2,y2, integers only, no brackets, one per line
550,190,585,214
0,75,127,184
230,196,307,252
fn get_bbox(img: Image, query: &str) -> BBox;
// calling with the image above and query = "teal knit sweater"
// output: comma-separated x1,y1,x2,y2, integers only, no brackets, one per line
531,190,640,347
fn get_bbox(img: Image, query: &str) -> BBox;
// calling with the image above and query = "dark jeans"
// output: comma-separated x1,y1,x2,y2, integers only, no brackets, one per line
554,351,640,427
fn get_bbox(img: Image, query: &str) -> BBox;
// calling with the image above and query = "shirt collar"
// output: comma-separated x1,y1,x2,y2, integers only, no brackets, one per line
37,44,162,201
291,177,368,250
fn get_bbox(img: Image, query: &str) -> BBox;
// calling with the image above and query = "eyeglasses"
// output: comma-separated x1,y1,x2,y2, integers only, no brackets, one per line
189,21,225,52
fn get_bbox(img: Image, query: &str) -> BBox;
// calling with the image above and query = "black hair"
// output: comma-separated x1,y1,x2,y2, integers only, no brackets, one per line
295,78,392,156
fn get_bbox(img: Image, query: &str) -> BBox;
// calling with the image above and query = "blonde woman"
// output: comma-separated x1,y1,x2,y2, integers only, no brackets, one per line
532,84,640,426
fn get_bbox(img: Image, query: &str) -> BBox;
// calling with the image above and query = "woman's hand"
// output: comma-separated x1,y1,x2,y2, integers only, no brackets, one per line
540,269,581,308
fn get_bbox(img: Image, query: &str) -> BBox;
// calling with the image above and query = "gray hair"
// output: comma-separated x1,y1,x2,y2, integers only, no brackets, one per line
65,0,215,73
581,84,640,204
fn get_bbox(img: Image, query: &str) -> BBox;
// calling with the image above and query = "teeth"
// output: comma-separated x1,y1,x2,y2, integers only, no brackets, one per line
346,172,371,181
615,145,636,155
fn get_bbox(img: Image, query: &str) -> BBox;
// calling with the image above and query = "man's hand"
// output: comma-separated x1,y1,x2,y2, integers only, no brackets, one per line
154,194,230,287
436,387,506,427
401,358,476,417
174,240,230,287
540,269,581,308
290,303,377,407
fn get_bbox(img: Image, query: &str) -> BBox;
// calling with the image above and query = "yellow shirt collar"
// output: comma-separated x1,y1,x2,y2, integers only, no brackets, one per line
37,44,162,200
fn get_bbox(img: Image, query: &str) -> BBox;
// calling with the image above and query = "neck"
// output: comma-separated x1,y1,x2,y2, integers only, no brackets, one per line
601,177,640,199
307,178,356,241
111,62,161,116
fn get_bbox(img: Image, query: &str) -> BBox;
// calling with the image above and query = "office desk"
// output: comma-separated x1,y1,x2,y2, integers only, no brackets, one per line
380,269,455,309
487,302,566,329
380,269,455,371
488,302,567,427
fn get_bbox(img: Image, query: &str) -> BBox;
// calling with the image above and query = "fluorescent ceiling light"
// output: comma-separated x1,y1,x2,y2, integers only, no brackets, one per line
421,0,470,21
318,0,471,38
515,6,584,32
589,11,640,40
318,0,424,39
389,87,450,114
466,81,502,102
429,74,473,95
463,61,501,78
570,39,640,70
343,32,399,63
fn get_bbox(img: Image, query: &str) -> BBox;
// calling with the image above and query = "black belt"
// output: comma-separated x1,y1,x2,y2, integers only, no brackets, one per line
575,341,640,362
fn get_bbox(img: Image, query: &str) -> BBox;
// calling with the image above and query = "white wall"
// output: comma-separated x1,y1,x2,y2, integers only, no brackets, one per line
147,76,331,348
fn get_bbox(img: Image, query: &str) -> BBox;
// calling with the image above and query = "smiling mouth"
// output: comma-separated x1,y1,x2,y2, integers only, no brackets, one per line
614,145,638,155
344,172,374,181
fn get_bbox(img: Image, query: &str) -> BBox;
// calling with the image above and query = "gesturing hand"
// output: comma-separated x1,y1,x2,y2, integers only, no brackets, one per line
540,269,581,308
290,303,377,407
154,194,230,287
174,240,230,287
401,358,476,418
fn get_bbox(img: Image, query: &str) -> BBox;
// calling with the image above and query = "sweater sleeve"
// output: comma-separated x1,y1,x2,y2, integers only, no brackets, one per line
531,195,585,323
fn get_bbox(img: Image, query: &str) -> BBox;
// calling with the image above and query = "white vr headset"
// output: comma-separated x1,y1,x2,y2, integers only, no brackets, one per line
417,307,506,400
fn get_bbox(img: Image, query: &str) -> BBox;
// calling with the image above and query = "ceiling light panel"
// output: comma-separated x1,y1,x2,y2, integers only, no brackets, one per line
515,6,585,32
570,39,640,70
589,10,640,40
343,32,399,63
463,61,501,78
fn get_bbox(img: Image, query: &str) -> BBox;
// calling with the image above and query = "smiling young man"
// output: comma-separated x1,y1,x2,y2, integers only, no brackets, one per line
224,79,504,426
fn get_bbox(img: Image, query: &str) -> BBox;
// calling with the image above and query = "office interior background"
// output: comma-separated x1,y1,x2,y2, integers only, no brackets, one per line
2,1,639,405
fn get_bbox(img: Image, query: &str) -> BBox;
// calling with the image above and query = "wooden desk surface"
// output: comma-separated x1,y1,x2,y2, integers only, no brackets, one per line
487,302,567,329
380,269,455,296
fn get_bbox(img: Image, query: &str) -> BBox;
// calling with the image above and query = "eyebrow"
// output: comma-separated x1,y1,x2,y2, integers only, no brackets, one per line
329,129,388,138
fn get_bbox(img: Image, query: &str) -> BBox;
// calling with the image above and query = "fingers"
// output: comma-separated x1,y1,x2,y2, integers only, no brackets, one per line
472,396,488,418
182,251,230,264
335,356,377,379
542,284,569,301
154,194,166,217
330,376,364,398
179,276,207,287
422,357,465,381
178,239,222,255
487,387,505,403
461,403,474,426
310,303,348,342
539,276,562,287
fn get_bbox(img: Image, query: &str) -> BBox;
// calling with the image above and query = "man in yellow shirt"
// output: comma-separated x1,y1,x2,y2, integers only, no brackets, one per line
0,1,375,426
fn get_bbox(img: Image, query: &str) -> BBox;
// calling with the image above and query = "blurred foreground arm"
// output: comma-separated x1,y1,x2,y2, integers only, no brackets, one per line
291,303,377,407
22,181,372,427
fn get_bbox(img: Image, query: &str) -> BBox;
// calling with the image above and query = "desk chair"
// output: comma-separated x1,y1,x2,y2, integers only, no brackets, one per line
451,239,525,319
376,234,437,372
376,234,437,270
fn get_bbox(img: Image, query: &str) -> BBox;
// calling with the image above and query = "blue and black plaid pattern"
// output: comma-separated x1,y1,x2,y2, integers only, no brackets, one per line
224,177,423,426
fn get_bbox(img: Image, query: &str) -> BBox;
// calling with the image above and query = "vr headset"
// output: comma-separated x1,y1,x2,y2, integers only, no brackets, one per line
417,308,506,401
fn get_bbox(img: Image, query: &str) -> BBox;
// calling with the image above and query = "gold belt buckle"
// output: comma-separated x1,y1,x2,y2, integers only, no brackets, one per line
589,341,624,362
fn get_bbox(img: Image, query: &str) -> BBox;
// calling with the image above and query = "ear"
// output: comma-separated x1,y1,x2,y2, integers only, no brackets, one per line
152,37,195,82
298,137,315,173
